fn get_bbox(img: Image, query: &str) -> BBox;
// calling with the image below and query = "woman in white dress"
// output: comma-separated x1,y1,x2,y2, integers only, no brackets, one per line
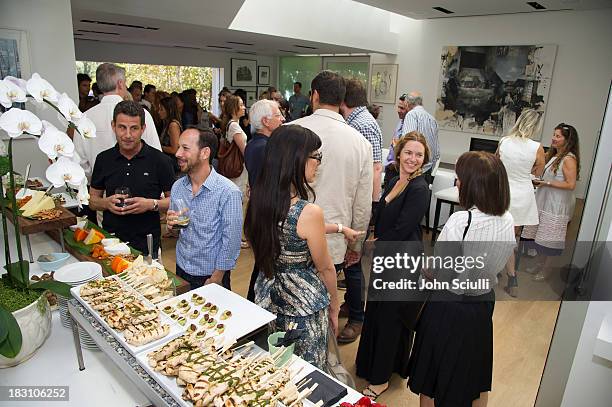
220,94,248,195
497,108,545,296
521,123,580,281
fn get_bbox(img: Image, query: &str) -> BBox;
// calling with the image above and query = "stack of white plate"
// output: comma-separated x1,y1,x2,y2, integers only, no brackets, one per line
55,262,103,350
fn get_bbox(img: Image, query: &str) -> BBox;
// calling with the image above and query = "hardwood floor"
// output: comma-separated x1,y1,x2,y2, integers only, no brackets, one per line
159,200,584,406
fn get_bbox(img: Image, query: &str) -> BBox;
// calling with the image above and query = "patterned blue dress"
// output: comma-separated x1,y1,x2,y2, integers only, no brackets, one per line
254,199,331,369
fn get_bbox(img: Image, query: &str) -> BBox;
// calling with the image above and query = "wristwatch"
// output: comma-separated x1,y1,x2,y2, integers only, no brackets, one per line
337,223,343,233
152,199,159,211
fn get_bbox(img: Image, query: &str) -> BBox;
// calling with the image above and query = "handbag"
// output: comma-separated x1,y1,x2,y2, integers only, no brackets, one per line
325,325,356,389
217,124,244,179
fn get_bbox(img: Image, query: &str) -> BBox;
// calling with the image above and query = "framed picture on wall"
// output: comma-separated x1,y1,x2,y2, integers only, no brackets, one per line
246,91,256,107
231,58,257,87
370,63,398,104
257,66,270,85
257,87,268,100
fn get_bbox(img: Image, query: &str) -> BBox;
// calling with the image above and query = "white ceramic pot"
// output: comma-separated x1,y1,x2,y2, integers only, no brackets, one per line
0,295,52,368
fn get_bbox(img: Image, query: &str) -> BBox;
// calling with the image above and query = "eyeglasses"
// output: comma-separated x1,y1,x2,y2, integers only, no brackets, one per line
309,151,322,163
399,93,407,101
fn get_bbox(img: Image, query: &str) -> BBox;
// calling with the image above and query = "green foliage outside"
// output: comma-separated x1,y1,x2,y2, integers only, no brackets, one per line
76,61,213,110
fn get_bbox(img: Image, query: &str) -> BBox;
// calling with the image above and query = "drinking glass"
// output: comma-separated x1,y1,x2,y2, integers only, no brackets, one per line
114,187,131,208
170,198,190,229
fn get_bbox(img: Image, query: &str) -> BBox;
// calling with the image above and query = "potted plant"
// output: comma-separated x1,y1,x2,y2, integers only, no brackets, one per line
0,73,95,367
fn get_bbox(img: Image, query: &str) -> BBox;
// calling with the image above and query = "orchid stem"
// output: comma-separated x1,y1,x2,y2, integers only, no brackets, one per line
1,185,11,267
7,139,25,281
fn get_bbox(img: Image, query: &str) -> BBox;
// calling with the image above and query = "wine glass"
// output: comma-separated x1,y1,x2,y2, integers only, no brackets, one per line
114,186,131,208
170,198,190,229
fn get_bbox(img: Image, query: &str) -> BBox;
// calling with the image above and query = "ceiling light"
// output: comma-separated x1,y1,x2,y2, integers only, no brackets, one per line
527,1,547,9
80,19,159,30
227,41,254,46
432,6,454,14
294,44,318,50
77,29,120,35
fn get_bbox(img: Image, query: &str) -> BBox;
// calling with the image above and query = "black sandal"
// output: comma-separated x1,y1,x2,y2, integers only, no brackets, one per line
362,385,388,401
504,273,518,297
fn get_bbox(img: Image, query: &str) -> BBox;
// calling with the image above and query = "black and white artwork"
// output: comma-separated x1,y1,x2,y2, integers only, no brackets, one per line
370,64,398,104
436,45,556,137
257,66,270,85
231,58,257,87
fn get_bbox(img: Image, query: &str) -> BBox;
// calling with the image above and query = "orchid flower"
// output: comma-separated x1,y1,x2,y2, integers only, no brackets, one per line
0,78,27,108
45,156,85,188
38,120,75,160
76,114,96,138
0,108,43,138
57,93,82,124
26,73,59,104
3,76,27,92
76,178,90,207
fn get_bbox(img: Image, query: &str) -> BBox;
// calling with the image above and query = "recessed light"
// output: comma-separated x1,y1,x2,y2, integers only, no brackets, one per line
527,1,547,10
227,41,254,46
432,6,454,14
294,44,317,50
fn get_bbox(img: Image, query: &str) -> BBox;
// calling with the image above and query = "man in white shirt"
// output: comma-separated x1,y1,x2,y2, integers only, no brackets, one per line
74,63,162,180
291,71,373,343
401,91,440,183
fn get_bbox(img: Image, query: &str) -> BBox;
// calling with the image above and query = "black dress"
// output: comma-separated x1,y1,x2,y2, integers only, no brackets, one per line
355,175,428,385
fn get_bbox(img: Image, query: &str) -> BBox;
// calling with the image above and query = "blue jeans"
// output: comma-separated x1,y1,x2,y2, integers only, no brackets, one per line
344,260,365,323
176,265,231,290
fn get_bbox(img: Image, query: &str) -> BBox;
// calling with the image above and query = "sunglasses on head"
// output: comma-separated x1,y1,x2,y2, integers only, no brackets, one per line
309,151,322,163
399,93,407,101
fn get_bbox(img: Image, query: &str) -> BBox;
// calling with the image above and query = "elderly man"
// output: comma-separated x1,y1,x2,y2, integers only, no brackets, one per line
384,93,409,183
401,92,440,183
167,127,243,290
74,63,161,180
292,71,373,343
88,101,174,257
243,99,285,301
340,79,383,202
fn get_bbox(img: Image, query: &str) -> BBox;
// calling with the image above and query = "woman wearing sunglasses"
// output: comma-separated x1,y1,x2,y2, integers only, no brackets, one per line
244,124,362,369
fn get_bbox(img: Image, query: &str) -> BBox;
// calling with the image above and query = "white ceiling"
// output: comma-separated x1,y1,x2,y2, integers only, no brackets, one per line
355,0,612,19
70,2,375,56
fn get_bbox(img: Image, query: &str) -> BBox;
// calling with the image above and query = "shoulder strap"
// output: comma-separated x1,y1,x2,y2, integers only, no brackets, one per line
462,210,472,241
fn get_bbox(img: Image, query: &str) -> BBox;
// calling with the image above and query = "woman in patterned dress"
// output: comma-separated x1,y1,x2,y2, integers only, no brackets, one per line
244,124,362,369
521,123,580,281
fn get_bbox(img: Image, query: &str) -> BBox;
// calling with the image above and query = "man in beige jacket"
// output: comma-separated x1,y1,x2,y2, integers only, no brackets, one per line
291,71,373,342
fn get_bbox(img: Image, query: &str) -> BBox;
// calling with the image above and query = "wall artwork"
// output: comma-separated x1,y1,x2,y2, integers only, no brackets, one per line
257,66,270,85
246,91,256,107
231,58,257,87
370,63,398,104
436,45,557,138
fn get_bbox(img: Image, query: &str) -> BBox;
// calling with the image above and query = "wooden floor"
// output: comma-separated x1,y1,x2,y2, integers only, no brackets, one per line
159,201,584,407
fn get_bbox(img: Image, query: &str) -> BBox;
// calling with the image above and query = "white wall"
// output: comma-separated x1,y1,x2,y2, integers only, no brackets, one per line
74,40,277,93
371,9,612,198
561,301,612,406
1,0,79,179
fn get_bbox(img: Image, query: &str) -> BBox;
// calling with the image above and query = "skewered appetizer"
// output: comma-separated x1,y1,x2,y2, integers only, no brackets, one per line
117,256,173,304
78,278,171,347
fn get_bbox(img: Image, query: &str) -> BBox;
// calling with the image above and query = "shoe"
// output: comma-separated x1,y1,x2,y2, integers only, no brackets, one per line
362,385,388,401
337,321,362,344
338,302,349,318
337,279,347,290
504,273,518,298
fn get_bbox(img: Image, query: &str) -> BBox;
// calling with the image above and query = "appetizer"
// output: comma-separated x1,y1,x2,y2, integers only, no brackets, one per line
220,310,232,320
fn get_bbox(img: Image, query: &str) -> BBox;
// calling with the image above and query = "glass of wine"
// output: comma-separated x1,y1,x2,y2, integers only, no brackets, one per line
170,198,190,229
114,186,131,208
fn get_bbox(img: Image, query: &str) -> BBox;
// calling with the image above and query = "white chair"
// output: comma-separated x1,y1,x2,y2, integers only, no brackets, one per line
431,185,460,244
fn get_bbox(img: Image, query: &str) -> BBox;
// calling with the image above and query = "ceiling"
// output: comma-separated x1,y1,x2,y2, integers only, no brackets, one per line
355,0,612,19
70,3,375,56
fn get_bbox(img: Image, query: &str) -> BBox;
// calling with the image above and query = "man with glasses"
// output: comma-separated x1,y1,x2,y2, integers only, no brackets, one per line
291,71,373,343
244,99,286,300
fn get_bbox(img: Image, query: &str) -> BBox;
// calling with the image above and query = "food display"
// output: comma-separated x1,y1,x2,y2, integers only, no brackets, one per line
25,178,44,189
74,277,179,351
29,208,62,220
31,271,58,307
143,332,316,406
117,256,174,304
20,191,56,218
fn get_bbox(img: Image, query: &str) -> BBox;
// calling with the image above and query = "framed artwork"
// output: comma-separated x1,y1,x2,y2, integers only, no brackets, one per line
257,66,270,85
370,64,398,104
246,91,256,107
231,58,257,87
257,87,268,100
435,45,557,138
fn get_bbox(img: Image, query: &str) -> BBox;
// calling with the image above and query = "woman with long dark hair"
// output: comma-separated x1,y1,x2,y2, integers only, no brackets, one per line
158,96,182,174
521,123,580,281
220,94,248,195
244,125,341,370
407,151,515,407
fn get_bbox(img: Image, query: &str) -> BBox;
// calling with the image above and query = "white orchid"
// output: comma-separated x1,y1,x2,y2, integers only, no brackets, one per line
0,108,43,138
26,73,59,104
38,121,75,160
45,156,85,188
76,178,89,207
0,78,27,108
76,114,96,138
3,76,27,92
57,92,82,124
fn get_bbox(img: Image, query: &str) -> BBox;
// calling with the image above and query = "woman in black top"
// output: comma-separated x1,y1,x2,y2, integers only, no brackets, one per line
356,131,430,400
158,97,182,176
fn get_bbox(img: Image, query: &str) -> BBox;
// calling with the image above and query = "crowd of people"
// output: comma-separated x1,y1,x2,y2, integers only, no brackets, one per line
73,62,580,406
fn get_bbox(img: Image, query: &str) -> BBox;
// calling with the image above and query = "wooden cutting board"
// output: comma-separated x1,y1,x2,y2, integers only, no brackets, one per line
4,205,76,235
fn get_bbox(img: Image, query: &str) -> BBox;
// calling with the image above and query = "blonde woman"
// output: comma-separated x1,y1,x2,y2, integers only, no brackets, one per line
496,108,545,296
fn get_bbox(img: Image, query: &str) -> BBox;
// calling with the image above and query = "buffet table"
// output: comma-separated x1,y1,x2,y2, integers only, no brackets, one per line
1,229,363,406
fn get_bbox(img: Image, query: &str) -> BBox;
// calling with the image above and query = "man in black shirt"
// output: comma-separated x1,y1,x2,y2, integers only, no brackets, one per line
89,101,174,257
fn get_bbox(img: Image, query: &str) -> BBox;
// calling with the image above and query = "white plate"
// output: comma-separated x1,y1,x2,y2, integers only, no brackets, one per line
54,262,102,285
